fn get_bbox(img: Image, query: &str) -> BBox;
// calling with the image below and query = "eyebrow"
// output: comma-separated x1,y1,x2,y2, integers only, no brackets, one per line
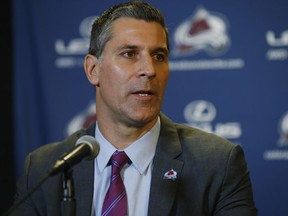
115,44,169,55
115,44,138,52
153,47,169,56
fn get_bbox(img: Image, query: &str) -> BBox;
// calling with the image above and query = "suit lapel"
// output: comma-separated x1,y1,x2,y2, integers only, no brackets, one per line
148,114,184,216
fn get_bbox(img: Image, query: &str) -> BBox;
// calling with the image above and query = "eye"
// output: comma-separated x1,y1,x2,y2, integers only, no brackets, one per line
153,53,166,62
123,51,136,59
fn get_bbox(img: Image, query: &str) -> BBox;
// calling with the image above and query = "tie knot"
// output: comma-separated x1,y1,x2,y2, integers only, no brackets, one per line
111,151,130,173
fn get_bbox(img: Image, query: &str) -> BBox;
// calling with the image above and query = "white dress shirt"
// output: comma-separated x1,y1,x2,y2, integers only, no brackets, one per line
91,117,160,216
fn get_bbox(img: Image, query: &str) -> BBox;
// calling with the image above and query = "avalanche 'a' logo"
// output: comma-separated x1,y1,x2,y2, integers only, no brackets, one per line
172,6,230,57
66,102,96,135
278,111,288,147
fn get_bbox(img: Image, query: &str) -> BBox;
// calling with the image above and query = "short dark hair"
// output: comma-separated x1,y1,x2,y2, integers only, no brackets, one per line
88,0,169,58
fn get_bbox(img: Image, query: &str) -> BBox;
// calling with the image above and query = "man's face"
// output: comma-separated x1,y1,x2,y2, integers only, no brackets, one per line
94,17,169,127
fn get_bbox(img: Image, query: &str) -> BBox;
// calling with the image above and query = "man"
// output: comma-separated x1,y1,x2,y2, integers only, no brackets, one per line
10,1,257,215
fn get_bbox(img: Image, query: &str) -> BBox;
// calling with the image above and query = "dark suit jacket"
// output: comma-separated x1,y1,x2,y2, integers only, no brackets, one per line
10,113,257,216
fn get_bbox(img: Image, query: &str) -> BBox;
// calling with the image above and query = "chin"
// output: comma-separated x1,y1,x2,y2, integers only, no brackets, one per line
129,112,159,127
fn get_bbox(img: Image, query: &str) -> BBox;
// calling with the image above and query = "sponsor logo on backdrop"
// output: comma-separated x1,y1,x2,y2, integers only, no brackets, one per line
66,102,96,135
54,16,97,68
263,111,288,160
266,29,288,61
183,100,242,140
170,6,244,71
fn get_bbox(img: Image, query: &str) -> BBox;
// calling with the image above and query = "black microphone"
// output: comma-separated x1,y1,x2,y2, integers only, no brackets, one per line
48,135,100,176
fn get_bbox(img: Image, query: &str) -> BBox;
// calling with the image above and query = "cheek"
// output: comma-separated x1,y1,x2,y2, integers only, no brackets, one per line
160,72,170,89
98,63,115,84
98,64,128,94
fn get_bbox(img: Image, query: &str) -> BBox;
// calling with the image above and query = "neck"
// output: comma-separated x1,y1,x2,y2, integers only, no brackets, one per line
97,116,158,150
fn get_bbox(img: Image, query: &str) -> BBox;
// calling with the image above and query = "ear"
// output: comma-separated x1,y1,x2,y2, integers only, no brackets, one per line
84,54,100,86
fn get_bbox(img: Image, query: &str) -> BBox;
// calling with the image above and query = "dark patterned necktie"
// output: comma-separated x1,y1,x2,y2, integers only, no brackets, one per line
101,151,130,216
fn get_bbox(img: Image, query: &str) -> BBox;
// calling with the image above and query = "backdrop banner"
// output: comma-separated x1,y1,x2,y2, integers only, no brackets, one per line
13,0,288,215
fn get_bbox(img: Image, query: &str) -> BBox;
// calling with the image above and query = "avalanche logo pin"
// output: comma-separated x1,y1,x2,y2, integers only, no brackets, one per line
163,169,177,181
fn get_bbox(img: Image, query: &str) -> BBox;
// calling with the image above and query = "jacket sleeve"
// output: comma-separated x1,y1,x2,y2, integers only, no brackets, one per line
10,142,64,216
9,152,40,216
214,145,258,216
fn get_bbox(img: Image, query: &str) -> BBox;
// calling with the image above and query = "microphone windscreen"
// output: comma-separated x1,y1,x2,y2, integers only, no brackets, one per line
75,135,100,160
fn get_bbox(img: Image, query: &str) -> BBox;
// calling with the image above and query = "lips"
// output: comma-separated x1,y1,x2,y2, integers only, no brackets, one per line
133,90,154,96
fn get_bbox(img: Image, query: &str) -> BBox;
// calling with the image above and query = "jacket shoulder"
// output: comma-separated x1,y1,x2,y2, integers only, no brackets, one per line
24,126,95,180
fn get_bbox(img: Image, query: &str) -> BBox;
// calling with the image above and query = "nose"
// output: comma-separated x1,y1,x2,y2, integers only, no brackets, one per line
138,55,156,79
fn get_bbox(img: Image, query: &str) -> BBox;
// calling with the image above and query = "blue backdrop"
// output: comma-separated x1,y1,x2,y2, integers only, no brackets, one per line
13,0,288,215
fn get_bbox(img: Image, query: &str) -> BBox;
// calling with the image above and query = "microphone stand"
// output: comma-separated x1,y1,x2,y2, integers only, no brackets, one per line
61,169,76,216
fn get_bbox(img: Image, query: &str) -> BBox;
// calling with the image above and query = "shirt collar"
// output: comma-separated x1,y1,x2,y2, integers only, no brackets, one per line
95,117,160,175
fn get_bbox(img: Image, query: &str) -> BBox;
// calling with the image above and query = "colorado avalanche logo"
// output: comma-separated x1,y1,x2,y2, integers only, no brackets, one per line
66,102,96,135
172,6,230,57
163,169,177,181
278,111,288,147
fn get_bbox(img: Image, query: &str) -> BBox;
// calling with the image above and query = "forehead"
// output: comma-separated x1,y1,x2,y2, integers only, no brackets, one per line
108,17,167,48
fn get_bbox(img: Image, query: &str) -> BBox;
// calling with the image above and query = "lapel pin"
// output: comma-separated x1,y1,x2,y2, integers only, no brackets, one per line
163,169,177,181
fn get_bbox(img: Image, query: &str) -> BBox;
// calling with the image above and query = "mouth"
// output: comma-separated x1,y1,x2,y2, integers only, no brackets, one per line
133,90,154,96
